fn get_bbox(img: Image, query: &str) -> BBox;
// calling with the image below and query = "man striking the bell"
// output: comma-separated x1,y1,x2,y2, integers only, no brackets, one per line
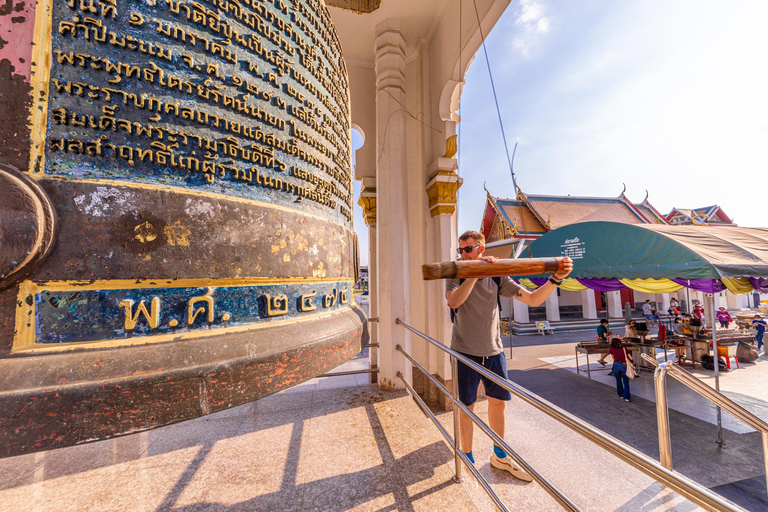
445,230,573,481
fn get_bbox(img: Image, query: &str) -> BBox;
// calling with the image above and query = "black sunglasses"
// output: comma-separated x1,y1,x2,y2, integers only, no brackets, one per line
456,245,480,255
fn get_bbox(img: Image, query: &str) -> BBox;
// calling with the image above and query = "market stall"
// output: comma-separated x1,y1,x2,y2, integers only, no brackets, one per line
522,221,768,441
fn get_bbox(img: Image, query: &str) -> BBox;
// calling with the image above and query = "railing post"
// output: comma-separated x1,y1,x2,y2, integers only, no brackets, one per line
654,363,673,470
451,355,462,483
763,432,768,497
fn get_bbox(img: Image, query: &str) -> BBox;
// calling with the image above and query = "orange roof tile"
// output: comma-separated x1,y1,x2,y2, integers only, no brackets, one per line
526,196,645,227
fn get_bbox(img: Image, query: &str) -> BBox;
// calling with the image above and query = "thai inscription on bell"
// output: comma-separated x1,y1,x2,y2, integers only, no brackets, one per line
36,0,353,224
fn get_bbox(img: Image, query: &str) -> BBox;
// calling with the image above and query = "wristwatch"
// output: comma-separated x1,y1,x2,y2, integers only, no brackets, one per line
548,276,563,286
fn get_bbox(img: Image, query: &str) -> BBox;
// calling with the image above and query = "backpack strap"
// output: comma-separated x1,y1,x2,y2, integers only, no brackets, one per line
450,278,464,323
450,277,503,323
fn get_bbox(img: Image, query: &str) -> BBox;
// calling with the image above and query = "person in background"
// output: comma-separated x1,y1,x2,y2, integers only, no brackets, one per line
624,319,639,339
682,314,694,335
670,297,680,311
672,318,687,362
609,337,633,401
716,307,733,329
693,301,705,323
642,300,656,327
752,315,768,353
596,319,613,368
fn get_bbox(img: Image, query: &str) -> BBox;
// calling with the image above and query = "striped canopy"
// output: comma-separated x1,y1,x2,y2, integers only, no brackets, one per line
518,222,768,294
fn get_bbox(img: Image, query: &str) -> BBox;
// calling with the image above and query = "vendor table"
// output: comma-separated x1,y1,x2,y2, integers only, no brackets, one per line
575,342,639,379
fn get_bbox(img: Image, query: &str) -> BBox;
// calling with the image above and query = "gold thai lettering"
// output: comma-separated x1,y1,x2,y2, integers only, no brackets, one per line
299,292,317,312
187,287,215,325
323,289,338,308
264,294,289,317
119,297,161,330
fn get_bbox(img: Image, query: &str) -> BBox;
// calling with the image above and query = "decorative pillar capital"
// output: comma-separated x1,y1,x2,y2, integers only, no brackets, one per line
358,184,377,227
374,18,406,93
425,157,461,217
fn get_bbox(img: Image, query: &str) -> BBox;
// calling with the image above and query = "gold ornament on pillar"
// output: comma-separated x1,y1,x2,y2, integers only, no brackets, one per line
426,169,462,217
358,190,377,227
443,135,458,159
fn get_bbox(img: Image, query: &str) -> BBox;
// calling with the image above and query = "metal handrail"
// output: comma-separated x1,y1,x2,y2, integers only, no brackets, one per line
395,318,745,512
394,370,511,510
395,344,580,511
641,353,768,494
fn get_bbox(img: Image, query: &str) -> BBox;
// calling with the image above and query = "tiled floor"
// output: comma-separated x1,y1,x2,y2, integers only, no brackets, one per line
541,350,768,434
0,347,711,512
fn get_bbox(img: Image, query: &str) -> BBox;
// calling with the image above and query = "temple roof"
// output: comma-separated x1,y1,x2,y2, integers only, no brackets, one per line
666,205,736,226
525,195,646,227
481,189,672,242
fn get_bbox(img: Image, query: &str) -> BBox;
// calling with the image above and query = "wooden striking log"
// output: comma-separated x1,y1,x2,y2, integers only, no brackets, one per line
422,257,567,281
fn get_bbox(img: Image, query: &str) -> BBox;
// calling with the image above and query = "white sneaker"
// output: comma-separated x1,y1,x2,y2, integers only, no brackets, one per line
490,454,533,482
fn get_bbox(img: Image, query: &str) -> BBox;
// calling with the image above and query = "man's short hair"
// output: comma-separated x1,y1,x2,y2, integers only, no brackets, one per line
459,230,486,246
600,319,608,325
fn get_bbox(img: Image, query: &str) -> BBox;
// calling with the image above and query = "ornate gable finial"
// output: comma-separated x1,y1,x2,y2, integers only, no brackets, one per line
644,189,649,202
621,182,627,195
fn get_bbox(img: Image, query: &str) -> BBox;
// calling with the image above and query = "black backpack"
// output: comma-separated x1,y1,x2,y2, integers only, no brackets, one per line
450,276,503,323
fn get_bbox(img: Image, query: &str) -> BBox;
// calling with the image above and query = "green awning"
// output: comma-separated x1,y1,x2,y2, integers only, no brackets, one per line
528,221,768,279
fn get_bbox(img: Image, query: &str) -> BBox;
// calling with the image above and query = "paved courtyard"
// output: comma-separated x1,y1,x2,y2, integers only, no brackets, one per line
0,331,766,511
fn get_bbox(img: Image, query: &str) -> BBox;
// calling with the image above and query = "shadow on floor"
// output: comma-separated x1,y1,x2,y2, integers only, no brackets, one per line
507,364,768,510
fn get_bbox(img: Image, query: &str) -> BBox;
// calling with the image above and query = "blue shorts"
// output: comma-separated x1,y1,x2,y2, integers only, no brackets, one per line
457,352,512,406
644,314,654,321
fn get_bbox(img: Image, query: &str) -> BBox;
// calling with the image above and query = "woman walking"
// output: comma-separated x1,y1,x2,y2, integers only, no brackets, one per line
609,338,633,402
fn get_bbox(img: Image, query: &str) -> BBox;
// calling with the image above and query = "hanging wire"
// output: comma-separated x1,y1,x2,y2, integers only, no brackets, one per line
456,0,463,227
471,0,518,195
471,0,532,257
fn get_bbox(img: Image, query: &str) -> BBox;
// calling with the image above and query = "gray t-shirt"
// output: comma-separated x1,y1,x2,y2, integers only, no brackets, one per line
445,277,525,357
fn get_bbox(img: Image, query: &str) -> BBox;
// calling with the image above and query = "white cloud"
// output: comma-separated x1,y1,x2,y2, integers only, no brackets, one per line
511,0,551,57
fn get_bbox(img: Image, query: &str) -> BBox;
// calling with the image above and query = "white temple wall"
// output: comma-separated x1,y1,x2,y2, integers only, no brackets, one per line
558,290,582,307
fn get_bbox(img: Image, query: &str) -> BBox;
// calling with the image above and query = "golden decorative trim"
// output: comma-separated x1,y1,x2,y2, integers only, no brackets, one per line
443,135,458,159
28,0,54,174
13,277,355,353
357,195,377,226
426,170,461,217
430,205,456,216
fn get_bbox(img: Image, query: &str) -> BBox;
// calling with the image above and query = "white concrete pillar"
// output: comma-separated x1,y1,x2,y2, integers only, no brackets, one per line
358,178,378,382
374,19,410,389
607,291,622,318
513,300,530,324
659,293,670,313
734,294,748,309
425,158,461,381
581,289,597,319
545,292,561,322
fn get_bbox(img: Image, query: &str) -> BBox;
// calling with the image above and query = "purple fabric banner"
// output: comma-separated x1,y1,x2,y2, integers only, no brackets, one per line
670,279,726,293
576,278,625,292
528,278,548,287
750,277,768,293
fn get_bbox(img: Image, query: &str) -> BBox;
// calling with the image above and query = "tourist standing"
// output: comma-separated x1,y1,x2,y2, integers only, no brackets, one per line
642,300,655,327
716,307,733,329
609,338,633,401
752,315,768,353
446,230,572,481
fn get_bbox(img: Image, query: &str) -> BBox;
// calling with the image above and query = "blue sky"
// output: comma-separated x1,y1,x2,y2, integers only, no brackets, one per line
354,0,768,265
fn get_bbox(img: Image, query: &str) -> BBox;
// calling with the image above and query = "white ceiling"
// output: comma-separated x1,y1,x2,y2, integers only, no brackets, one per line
328,0,451,67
